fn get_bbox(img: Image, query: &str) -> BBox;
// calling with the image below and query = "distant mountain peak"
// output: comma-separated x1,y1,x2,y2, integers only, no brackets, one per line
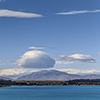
17,70,81,81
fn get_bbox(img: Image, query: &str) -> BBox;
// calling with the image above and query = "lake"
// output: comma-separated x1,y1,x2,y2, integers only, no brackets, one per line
0,86,100,100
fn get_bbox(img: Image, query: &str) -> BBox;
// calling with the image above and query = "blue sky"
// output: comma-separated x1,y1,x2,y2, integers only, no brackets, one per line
0,0,100,77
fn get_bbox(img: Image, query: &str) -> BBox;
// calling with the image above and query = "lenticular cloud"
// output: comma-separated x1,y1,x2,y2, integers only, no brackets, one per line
57,54,96,63
16,50,55,68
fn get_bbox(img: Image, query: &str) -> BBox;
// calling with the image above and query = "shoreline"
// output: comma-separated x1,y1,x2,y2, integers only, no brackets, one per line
1,79,100,86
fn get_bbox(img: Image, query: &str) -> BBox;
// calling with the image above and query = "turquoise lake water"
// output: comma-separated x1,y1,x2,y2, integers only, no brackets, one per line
0,86,100,100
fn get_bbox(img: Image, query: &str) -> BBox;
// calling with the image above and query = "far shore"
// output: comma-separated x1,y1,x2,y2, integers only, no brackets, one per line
1,79,100,86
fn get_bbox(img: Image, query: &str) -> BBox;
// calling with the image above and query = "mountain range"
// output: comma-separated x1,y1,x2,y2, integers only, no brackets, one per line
17,70,100,81
0,76,11,80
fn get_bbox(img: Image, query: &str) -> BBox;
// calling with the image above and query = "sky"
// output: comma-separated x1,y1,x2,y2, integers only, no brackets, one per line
0,0,100,78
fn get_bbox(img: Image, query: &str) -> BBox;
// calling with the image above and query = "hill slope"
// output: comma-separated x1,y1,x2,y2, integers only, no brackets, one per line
0,76,11,80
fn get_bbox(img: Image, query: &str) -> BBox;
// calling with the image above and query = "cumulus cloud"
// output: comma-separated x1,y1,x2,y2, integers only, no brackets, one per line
0,68,35,76
16,50,55,68
57,54,96,63
0,9,43,18
56,10,100,15
29,46,45,50
57,68,100,74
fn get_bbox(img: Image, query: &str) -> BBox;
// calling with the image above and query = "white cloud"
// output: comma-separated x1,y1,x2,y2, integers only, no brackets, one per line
0,68,35,76
0,9,43,18
57,54,95,63
16,50,55,68
56,10,100,15
29,46,45,50
29,46,56,50
57,68,100,74
56,61,74,65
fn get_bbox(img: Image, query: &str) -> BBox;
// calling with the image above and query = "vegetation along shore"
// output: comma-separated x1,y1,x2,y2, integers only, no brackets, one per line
1,79,100,87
